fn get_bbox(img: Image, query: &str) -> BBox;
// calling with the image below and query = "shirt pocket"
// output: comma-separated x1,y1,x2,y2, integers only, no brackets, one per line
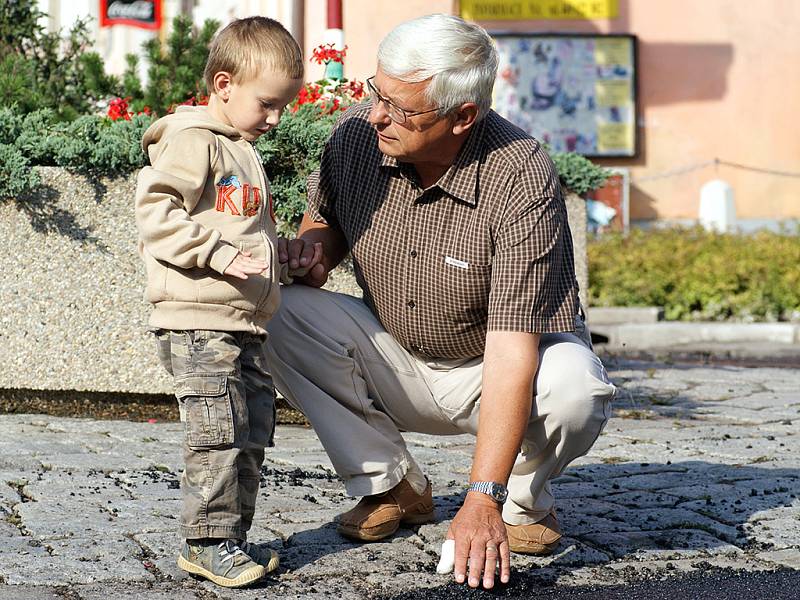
174,374,234,449
442,260,492,325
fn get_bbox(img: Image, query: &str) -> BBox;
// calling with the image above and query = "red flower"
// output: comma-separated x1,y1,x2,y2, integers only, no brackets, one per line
107,97,131,121
311,43,348,65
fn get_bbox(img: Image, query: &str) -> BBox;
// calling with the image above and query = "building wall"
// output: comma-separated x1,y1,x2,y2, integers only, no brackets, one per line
39,0,800,223
464,0,800,222
315,0,800,223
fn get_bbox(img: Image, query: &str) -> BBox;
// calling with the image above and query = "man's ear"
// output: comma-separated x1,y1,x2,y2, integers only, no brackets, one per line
452,103,479,136
212,71,234,100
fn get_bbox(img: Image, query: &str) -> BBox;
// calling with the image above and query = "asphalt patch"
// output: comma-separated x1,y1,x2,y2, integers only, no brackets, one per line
385,568,800,600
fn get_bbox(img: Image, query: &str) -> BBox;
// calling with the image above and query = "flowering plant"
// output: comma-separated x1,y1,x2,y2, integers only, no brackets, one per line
107,96,151,121
292,44,366,114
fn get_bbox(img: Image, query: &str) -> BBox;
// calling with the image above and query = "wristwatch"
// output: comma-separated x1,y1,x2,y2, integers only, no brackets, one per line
467,481,508,504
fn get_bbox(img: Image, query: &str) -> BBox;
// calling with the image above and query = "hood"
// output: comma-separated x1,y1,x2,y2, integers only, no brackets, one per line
141,105,242,160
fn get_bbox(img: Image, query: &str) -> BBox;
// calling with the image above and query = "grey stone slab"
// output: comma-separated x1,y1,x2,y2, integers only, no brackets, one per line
74,583,197,600
214,578,364,600
0,587,63,600
744,506,800,549
582,529,743,560
132,531,190,584
1,536,152,585
757,548,800,569
561,555,777,588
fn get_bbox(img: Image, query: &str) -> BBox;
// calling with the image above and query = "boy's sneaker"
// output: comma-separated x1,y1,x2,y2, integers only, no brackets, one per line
177,539,273,588
240,540,280,571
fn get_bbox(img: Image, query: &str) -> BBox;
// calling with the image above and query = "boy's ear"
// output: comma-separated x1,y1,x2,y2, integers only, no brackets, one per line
212,71,234,99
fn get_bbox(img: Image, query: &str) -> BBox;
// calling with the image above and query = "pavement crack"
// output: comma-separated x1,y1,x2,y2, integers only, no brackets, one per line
126,533,170,582
5,478,34,535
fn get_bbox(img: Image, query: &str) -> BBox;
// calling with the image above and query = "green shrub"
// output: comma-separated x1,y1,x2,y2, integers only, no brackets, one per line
123,15,219,115
0,0,119,120
0,144,40,200
256,105,340,232
550,150,610,197
588,227,800,322
0,106,153,177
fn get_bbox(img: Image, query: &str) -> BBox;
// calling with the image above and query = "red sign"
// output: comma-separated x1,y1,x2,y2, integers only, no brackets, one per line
99,0,161,30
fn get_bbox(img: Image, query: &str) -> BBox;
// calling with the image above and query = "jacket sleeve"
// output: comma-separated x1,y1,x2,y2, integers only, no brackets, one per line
135,129,239,274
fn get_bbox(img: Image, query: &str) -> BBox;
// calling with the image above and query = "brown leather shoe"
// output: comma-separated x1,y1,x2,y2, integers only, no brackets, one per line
505,509,562,555
336,478,435,542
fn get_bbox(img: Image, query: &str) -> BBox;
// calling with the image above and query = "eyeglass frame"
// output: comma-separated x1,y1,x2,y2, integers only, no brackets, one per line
366,76,442,124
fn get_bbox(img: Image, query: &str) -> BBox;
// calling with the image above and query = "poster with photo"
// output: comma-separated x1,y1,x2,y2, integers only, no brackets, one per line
492,34,637,157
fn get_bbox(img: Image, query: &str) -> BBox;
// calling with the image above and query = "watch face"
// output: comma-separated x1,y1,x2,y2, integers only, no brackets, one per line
490,483,508,503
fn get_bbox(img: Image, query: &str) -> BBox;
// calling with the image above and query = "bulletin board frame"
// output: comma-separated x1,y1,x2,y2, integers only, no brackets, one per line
490,32,638,158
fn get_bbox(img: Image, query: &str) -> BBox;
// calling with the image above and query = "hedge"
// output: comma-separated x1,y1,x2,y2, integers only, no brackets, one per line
588,227,800,321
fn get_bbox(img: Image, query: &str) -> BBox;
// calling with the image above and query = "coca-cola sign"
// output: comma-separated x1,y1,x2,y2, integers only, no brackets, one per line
100,0,162,30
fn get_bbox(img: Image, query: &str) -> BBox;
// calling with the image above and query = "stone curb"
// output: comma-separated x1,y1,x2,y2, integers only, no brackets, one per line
592,322,800,348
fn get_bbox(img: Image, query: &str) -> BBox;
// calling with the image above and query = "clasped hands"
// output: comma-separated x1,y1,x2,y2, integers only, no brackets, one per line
224,237,325,284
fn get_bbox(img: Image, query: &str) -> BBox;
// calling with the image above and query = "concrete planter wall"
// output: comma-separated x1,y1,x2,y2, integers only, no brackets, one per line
1,168,587,395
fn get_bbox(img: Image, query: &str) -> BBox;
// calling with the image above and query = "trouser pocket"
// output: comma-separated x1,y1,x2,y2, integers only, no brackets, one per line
175,373,235,449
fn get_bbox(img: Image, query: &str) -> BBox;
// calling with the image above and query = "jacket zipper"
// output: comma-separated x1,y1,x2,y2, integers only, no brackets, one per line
249,143,273,312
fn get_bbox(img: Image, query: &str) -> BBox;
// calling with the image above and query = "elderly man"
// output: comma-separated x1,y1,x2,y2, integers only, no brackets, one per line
270,14,615,590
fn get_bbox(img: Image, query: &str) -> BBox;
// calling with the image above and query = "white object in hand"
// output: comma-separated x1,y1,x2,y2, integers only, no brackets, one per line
437,539,455,574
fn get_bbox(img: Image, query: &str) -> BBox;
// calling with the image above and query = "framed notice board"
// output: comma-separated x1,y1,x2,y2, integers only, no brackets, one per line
491,33,638,157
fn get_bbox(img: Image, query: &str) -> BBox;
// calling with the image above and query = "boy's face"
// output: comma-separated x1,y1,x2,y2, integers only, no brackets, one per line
213,69,303,142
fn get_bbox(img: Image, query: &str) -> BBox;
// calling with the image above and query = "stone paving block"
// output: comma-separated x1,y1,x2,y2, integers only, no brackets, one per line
757,548,800,569
2,536,152,585
586,528,744,561
744,506,800,549
561,554,777,588
73,583,198,600
0,587,63,600
403,432,475,448
362,570,446,597
719,391,800,411
215,577,363,600
132,531,190,584
677,487,798,526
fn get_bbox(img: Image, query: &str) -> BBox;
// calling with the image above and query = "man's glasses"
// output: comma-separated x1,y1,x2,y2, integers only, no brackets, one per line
366,77,441,124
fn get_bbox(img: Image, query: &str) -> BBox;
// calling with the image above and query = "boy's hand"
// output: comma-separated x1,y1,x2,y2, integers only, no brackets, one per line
277,237,327,285
224,251,268,280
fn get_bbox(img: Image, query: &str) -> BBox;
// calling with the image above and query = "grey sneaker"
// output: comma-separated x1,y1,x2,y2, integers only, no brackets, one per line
240,540,280,571
177,539,269,588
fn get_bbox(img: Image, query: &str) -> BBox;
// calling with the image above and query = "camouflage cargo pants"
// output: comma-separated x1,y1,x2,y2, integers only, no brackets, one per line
153,329,276,541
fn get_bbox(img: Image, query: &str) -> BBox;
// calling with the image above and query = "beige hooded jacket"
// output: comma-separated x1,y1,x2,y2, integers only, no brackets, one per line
136,105,288,334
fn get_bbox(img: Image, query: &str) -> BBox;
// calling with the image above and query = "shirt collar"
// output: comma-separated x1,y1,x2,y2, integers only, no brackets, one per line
377,114,488,207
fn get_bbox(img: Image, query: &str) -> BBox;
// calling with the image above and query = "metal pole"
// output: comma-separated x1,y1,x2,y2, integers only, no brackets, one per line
324,0,343,79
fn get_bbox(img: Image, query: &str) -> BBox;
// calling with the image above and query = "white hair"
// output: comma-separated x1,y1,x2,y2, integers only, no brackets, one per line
377,14,498,120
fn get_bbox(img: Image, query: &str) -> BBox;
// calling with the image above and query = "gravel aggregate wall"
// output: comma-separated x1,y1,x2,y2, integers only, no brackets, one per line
1,167,586,394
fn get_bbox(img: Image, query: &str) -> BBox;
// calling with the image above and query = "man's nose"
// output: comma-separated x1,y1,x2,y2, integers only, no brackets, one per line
368,100,391,126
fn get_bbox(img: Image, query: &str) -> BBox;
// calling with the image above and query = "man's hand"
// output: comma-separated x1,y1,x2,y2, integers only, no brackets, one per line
447,492,511,589
277,237,328,287
224,251,268,280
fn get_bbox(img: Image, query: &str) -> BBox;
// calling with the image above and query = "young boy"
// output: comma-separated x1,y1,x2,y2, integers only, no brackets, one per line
135,17,313,588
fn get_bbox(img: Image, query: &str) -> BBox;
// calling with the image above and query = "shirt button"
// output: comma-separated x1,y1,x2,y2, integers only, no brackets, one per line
407,300,416,309
410,250,418,258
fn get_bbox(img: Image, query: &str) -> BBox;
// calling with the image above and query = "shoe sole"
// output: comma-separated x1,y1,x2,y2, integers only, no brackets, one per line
508,540,560,556
177,554,275,588
337,509,436,542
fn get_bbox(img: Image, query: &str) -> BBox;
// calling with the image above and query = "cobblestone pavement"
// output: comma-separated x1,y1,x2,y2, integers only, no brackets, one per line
0,358,798,599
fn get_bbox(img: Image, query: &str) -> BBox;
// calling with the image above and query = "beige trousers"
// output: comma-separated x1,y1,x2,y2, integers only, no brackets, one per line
265,286,615,525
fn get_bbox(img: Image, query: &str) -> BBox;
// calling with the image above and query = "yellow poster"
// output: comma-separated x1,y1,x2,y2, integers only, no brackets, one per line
597,123,633,153
595,80,631,107
595,38,632,66
460,0,619,20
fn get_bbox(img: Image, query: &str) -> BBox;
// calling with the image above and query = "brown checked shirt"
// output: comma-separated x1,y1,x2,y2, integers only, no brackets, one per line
308,103,578,359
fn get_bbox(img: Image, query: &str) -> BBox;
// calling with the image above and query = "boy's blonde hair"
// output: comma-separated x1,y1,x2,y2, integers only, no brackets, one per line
204,16,303,93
